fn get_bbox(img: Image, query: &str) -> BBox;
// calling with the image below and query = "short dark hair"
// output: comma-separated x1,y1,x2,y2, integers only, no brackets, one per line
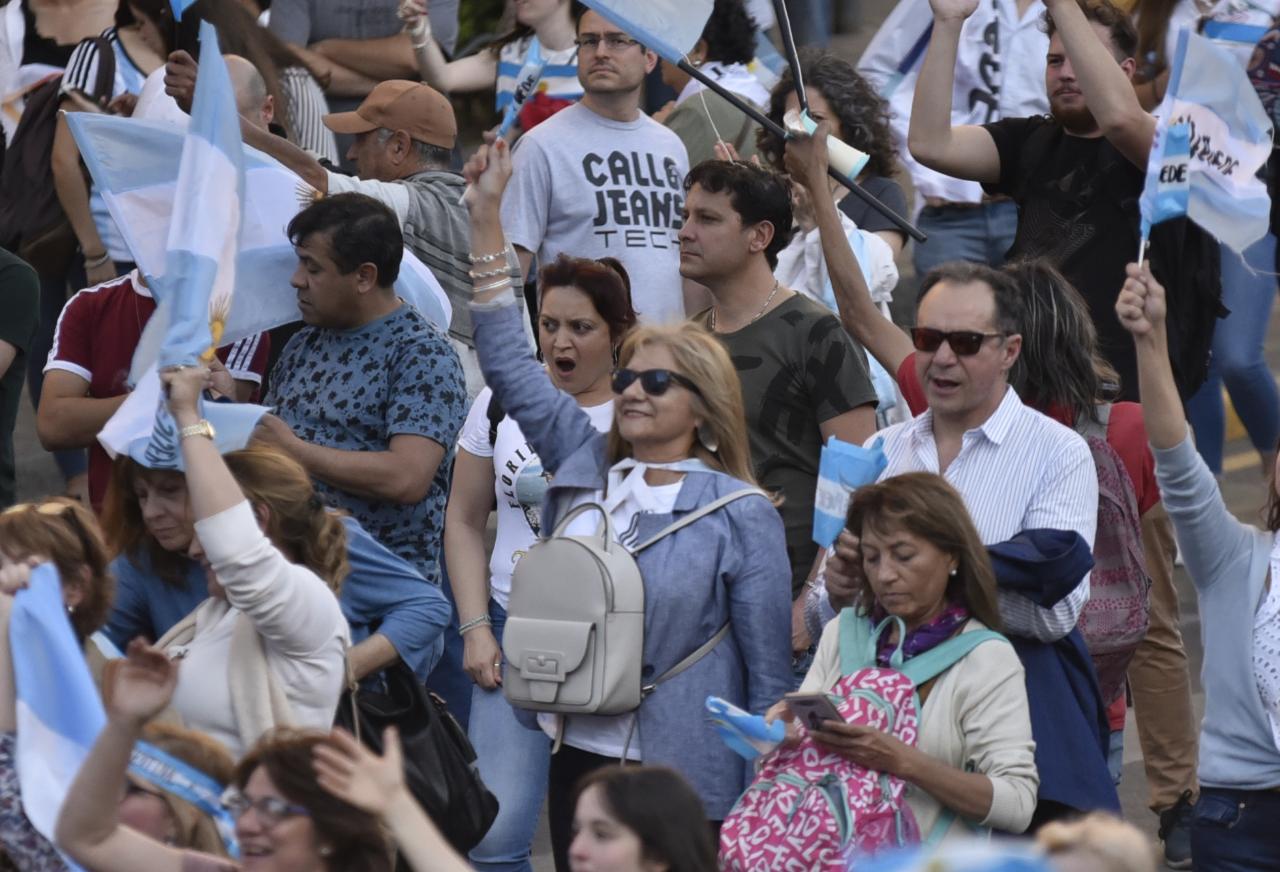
916,261,1025,336
286,193,403,287
701,0,757,66
683,160,795,268
1043,0,1138,60
538,254,639,342
574,767,717,872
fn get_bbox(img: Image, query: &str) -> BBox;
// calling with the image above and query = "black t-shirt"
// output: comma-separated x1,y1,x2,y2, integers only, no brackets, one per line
839,174,910,241
983,115,1145,400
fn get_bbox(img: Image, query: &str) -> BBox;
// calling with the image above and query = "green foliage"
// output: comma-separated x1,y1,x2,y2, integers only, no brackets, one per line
456,0,508,53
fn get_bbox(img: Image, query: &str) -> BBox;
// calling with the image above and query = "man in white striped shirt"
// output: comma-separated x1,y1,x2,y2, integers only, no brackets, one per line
817,262,1098,640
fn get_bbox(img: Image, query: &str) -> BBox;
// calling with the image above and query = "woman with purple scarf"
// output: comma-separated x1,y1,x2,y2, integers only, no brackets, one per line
777,472,1039,844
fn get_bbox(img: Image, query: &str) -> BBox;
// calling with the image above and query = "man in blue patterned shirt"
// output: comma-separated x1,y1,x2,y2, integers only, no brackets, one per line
257,193,466,589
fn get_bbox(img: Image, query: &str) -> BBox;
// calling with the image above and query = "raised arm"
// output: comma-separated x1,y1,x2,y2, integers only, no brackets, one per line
164,50,330,192
785,127,914,377
462,136,605,473
1043,0,1154,167
56,641,190,872
906,0,1002,183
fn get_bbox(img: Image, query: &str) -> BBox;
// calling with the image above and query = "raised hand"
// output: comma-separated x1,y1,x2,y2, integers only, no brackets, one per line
163,50,198,115
1116,262,1166,338
314,727,407,818
928,0,981,23
160,365,212,423
825,530,868,611
462,133,513,212
0,556,42,596
783,122,833,194
103,638,179,728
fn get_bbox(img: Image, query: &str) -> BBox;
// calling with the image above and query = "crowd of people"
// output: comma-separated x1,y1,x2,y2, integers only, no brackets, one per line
0,0,1278,870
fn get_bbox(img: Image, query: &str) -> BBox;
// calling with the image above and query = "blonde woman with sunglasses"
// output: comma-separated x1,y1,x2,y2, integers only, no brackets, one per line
462,136,793,870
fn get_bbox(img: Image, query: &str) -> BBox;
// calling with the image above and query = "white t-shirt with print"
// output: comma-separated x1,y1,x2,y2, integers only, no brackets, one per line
500,101,691,324
536,464,686,760
456,387,613,609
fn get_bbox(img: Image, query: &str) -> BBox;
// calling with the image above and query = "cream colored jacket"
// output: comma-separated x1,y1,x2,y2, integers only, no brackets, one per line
799,616,1039,842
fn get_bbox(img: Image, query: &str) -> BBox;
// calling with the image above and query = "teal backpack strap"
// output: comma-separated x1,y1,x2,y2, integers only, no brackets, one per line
898,629,1005,688
838,611,906,675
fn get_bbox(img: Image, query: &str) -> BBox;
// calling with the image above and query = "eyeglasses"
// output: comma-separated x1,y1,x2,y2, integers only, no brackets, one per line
574,33,641,52
611,368,703,398
909,327,1008,356
220,788,310,828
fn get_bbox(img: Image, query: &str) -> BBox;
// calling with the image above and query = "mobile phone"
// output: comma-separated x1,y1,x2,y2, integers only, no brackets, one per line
784,692,844,732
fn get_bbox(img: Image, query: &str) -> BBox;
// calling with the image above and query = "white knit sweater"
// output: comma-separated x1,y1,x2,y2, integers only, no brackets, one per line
799,617,1039,842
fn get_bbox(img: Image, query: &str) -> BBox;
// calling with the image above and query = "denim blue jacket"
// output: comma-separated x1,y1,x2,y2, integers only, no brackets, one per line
472,301,793,818
104,515,450,681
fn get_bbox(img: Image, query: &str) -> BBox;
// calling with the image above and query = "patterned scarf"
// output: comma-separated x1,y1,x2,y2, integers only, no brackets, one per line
873,602,971,667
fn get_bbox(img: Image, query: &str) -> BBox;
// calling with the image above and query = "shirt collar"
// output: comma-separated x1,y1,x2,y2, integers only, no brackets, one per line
909,384,1022,448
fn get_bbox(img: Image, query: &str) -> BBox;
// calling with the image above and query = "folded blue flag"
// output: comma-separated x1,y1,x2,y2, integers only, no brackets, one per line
705,696,784,761
813,436,887,548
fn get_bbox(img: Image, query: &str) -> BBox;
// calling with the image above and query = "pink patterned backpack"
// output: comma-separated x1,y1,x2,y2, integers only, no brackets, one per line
718,612,1004,871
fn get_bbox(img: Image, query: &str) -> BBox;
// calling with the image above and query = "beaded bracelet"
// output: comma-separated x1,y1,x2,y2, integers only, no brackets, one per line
458,614,492,635
469,248,507,264
469,264,512,280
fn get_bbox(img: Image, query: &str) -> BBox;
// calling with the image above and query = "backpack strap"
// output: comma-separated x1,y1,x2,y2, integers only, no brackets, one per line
641,621,730,697
837,608,892,675
486,391,504,448
631,487,767,552
897,629,1005,688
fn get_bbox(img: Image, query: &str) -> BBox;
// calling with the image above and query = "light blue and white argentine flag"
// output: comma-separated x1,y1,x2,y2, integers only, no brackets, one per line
578,0,713,64
11,563,106,870
1139,121,1191,238
1151,28,1274,252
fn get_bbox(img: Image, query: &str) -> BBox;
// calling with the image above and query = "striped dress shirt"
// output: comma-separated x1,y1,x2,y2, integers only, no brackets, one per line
818,386,1098,641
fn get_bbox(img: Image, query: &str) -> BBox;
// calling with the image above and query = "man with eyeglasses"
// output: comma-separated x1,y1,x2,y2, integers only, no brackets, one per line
499,8,692,324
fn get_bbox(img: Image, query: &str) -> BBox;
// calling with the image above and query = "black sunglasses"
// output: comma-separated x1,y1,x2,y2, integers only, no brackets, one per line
611,368,703,398
909,327,1008,356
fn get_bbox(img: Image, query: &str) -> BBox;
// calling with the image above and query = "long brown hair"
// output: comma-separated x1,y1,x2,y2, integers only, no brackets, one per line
101,459,193,587
235,730,391,872
0,498,114,641
223,447,349,593
845,473,1003,630
606,322,760,488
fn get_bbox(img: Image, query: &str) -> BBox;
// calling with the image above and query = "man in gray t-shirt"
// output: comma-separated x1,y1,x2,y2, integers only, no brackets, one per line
500,9,690,324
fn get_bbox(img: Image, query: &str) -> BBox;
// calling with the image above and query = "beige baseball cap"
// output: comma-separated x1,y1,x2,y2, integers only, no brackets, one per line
323,80,457,149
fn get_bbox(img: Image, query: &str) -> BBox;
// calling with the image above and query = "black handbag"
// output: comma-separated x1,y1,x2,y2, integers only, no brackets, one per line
335,661,499,855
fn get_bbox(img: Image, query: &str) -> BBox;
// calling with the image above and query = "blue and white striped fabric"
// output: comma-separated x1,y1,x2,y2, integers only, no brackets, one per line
578,0,712,64
11,563,106,870
153,21,245,370
170,0,198,18
1139,121,1192,238
65,116,452,383
1152,28,1273,253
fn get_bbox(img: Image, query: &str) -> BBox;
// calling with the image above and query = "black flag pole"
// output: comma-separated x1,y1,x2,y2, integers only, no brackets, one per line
771,0,809,114
676,60,926,243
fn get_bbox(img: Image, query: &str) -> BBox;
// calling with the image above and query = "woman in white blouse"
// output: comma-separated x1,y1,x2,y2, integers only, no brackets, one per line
776,472,1039,844
155,365,349,758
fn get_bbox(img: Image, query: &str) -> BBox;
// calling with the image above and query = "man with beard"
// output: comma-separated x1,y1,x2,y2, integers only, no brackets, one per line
907,0,1155,400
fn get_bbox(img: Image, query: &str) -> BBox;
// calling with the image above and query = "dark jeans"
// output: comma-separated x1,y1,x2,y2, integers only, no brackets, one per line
425,554,472,730
1190,787,1280,871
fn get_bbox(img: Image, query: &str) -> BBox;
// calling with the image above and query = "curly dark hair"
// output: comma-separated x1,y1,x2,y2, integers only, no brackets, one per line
757,48,898,180
701,0,758,66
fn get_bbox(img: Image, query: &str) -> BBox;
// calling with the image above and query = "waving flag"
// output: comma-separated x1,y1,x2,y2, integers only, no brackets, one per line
1143,28,1274,253
65,116,452,384
1139,121,1192,239
578,0,713,63
11,563,105,869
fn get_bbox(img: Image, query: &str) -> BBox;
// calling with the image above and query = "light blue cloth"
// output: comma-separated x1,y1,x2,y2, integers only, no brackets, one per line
471,299,794,819
1152,431,1280,789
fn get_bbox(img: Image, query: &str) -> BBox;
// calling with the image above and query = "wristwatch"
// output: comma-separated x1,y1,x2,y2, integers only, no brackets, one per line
178,420,216,441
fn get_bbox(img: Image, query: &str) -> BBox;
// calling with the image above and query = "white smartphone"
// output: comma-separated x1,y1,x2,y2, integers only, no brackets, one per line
784,692,844,732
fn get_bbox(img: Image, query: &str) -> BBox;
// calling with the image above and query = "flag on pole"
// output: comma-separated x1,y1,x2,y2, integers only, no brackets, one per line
65,115,452,383
11,563,105,870
1142,28,1274,253
578,0,713,64
1139,121,1192,239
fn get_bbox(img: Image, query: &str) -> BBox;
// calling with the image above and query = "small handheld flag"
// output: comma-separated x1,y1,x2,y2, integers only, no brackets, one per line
813,436,888,548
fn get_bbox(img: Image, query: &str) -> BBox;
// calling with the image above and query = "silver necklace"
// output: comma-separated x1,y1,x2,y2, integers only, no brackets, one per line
711,279,780,332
